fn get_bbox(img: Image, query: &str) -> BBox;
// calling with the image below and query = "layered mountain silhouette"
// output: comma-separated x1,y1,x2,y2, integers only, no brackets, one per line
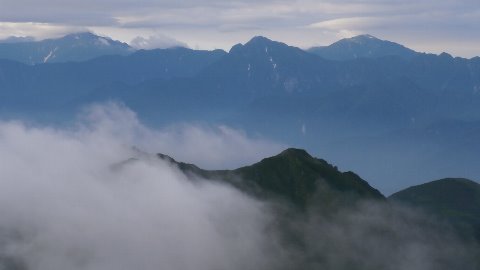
1,32,480,269
2,34,478,125
1,33,480,193
0,32,133,64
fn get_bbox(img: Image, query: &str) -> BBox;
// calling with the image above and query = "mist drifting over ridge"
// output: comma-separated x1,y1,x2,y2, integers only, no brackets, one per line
0,103,285,270
0,103,478,270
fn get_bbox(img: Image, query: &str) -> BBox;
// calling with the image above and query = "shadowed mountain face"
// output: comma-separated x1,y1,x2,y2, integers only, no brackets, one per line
308,34,418,60
0,32,133,64
0,46,227,121
390,178,480,239
158,148,384,208
155,148,480,267
158,149,480,241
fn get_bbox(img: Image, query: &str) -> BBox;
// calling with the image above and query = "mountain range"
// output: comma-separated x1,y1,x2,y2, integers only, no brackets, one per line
1,31,480,267
0,32,133,64
0,32,479,194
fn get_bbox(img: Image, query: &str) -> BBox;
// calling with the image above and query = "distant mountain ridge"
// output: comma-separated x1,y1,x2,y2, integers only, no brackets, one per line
0,33,455,65
0,32,133,64
1,33,480,269
1,34,480,194
308,34,418,60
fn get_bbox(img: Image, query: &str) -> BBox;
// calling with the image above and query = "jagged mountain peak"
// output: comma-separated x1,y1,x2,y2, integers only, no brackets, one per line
245,36,276,45
229,36,295,54
214,35,322,94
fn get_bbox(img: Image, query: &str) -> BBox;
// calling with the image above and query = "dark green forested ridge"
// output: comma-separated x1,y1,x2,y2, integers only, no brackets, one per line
390,178,480,241
157,150,480,239
390,178,480,219
158,148,385,208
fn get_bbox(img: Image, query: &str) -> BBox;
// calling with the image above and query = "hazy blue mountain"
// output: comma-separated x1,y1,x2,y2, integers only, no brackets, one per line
158,148,384,208
390,178,480,239
308,34,418,60
199,36,336,95
3,35,478,125
0,32,133,64
1,34,480,193
0,47,226,120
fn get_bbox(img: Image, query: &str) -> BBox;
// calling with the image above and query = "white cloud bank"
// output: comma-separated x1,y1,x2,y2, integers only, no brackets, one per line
0,103,284,270
0,102,477,270
78,103,284,169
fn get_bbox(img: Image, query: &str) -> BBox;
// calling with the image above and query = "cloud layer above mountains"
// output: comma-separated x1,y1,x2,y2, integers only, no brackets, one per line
0,0,479,56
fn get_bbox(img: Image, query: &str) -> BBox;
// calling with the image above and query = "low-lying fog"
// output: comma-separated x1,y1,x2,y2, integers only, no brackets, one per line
0,103,477,270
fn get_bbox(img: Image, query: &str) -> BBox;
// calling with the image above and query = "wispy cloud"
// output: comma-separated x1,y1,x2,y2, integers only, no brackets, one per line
77,102,285,169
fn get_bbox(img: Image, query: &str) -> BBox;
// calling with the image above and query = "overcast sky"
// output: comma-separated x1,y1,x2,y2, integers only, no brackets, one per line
0,0,479,57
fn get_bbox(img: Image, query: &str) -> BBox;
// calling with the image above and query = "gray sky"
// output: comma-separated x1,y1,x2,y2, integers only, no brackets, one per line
0,0,479,57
